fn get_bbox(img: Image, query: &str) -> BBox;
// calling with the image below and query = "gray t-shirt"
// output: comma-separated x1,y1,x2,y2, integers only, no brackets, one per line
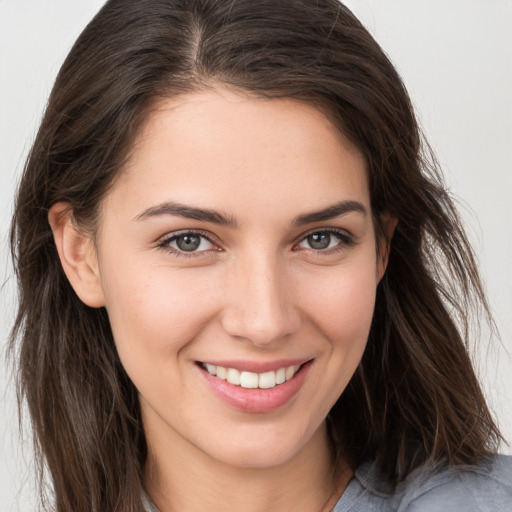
142,454,512,512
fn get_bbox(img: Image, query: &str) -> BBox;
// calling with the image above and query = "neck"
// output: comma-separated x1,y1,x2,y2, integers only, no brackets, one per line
143,421,352,512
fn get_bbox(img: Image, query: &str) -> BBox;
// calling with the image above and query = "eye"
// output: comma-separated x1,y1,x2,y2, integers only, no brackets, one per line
158,231,217,254
296,230,353,251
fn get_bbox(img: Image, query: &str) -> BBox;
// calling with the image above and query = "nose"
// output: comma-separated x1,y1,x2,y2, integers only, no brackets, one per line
220,254,301,347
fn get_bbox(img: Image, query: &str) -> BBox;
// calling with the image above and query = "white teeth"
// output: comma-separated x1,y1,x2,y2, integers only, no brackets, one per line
206,364,217,376
203,363,302,389
258,371,276,389
240,371,259,389
276,367,286,385
226,368,241,386
285,365,300,381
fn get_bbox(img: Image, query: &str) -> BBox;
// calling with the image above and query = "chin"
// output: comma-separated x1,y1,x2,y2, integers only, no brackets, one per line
198,420,325,470
207,442,301,469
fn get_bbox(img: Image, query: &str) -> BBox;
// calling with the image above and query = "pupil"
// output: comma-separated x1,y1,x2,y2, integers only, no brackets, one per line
308,233,330,250
177,234,200,251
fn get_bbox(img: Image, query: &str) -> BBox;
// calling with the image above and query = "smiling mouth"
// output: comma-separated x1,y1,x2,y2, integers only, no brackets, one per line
199,362,304,389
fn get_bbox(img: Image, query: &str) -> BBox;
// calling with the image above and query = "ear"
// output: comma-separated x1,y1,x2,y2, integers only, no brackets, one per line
48,202,106,308
377,212,398,281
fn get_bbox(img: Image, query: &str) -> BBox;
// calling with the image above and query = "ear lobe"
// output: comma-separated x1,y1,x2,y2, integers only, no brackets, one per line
48,202,105,308
377,213,398,281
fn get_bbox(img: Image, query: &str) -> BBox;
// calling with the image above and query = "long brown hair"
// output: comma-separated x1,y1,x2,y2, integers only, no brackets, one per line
10,0,501,510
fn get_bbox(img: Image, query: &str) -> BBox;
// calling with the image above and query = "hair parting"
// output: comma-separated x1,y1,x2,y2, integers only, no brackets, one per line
10,1,501,510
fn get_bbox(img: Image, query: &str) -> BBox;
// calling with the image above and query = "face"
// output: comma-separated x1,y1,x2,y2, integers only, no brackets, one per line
90,88,387,469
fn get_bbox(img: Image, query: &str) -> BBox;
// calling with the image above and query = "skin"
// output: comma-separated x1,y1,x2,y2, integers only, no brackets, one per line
50,88,395,512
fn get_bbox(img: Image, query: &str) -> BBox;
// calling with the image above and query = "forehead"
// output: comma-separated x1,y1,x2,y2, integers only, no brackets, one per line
105,87,370,220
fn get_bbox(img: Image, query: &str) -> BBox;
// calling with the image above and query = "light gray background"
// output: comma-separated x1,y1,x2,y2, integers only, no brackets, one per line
1,1,511,510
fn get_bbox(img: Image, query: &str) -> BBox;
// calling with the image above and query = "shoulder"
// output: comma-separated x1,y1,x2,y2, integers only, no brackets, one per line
141,489,161,512
336,454,512,512
397,454,512,512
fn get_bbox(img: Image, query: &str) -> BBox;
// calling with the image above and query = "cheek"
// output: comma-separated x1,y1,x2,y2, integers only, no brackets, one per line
299,262,378,346
99,260,220,373
287,258,378,422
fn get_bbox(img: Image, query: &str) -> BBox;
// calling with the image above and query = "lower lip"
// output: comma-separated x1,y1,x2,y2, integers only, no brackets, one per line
197,361,312,414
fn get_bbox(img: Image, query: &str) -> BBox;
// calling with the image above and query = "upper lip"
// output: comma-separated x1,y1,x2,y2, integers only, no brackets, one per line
198,358,312,373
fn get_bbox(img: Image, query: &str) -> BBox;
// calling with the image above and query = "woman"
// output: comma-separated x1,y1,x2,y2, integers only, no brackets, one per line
9,0,511,511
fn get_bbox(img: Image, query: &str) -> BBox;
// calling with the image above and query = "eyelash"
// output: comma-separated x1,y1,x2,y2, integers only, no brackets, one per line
294,228,356,253
157,230,219,258
156,228,355,258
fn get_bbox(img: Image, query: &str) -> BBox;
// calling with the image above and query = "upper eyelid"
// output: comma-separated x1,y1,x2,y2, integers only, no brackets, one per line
156,227,354,251
293,228,356,253
157,230,221,252
159,229,217,244
295,226,354,242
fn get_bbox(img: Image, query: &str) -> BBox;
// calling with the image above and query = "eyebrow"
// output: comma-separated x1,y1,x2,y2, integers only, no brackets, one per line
134,201,237,227
292,200,367,226
134,199,366,227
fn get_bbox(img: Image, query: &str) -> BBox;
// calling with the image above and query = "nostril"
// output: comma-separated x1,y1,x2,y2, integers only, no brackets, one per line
219,263,302,346
220,307,301,346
